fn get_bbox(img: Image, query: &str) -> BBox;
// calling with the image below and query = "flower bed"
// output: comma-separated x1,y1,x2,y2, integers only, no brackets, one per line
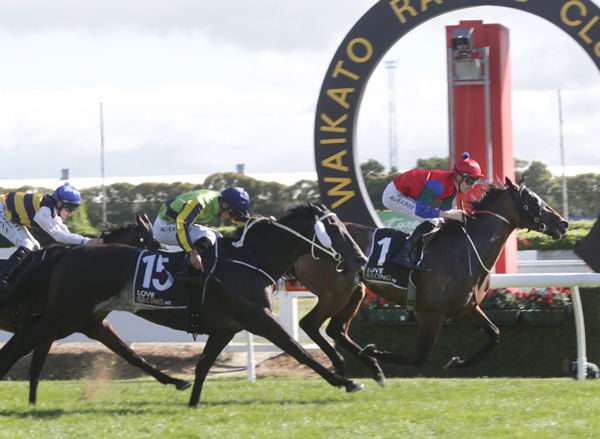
482,286,572,325
359,287,572,325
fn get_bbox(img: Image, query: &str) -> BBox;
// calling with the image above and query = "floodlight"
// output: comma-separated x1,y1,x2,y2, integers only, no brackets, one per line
451,27,474,60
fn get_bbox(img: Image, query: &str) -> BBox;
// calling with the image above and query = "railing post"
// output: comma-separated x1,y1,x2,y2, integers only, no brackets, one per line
278,290,299,340
571,286,587,381
245,330,256,382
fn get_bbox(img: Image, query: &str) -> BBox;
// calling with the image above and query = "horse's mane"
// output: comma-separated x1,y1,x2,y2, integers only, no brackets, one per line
99,222,137,237
468,183,507,212
437,183,507,234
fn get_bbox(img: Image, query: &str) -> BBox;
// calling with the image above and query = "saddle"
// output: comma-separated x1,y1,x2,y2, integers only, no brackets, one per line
132,248,214,334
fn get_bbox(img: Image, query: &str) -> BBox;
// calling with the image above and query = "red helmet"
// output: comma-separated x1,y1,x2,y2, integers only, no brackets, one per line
453,152,484,179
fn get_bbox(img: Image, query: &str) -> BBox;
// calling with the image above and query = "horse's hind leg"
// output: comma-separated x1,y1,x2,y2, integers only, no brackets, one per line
81,319,192,391
28,340,53,405
444,305,500,369
299,298,346,375
189,331,236,407
324,285,385,387
361,311,446,366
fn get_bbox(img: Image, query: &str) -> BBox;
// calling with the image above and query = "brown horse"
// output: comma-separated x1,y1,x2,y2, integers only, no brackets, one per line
293,178,569,384
0,213,191,404
0,202,368,406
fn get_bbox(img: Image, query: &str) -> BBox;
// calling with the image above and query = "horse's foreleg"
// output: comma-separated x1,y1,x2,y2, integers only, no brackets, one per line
360,311,446,366
444,306,500,369
0,325,56,380
216,283,363,393
28,340,53,405
81,319,192,391
189,331,235,407
325,286,385,387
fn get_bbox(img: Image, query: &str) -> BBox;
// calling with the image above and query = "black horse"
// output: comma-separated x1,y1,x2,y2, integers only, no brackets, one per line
0,201,368,406
292,178,569,383
0,213,191,404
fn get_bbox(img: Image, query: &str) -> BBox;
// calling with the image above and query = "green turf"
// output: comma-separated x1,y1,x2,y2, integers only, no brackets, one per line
0,377,598,438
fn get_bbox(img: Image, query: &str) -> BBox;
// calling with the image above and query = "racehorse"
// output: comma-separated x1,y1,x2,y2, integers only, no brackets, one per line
292,178,569,384
0,213,191,404
0,201,368,406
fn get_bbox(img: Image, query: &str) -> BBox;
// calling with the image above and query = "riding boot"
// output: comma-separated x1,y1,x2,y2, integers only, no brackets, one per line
392,221,436,271
0,246,31,292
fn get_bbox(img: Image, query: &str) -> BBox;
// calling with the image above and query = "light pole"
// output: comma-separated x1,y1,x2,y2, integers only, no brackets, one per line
557,90,569,220
99,102,107,224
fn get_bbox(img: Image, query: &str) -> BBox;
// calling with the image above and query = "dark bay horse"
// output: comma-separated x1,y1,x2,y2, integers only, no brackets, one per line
0,202,368,406
293,178,569,384
0,213,190,404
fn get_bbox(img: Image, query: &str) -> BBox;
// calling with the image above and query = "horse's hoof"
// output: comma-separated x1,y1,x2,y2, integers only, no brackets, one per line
176,380,192,391
358,344,376,357
374,374,386,388
444,356,460,370
346,381,365,393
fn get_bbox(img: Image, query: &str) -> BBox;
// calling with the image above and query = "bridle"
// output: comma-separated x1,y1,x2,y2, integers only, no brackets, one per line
462,183,549,273
232,211,347,272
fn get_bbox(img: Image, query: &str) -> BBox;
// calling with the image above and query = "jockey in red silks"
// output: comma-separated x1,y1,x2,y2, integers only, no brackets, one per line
382,152,484,270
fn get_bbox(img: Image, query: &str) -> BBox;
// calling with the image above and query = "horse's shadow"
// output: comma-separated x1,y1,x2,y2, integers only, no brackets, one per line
0,395,349,417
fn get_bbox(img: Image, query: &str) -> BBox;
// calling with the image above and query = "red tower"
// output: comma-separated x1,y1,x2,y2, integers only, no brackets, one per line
446,20,517,274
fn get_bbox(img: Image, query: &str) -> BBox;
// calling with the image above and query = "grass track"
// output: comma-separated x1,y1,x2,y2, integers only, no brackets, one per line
0,377,598,438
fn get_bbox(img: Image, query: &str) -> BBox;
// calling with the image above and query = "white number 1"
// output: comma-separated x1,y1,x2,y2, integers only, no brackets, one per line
377,237,391,266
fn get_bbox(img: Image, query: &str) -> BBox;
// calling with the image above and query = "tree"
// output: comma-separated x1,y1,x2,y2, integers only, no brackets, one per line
361,159,386,177
519,161,560,207
416,157,448,170
565,174,600,217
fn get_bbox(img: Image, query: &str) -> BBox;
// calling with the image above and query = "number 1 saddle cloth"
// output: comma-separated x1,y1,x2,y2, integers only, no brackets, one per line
363,228,411,290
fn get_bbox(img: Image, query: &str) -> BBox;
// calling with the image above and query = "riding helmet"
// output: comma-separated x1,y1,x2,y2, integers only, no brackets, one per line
453,152,485,179
220,187,250,222
52,182,82,206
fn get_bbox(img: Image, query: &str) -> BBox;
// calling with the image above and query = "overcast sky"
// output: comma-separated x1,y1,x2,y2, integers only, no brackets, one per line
1,0,598,181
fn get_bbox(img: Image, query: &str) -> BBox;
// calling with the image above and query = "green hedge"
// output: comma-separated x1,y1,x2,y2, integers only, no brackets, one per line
341,287,600,378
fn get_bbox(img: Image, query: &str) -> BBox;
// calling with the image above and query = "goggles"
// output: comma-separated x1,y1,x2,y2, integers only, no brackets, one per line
62,204,79,212
463,175,478,185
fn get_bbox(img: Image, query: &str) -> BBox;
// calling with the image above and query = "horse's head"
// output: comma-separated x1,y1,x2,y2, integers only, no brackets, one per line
505,177,569,239
305,201,368,277
101,213,162,250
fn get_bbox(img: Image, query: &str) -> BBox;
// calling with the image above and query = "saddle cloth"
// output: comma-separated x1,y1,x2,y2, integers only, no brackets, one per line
132,250,191,308
363,228,411,289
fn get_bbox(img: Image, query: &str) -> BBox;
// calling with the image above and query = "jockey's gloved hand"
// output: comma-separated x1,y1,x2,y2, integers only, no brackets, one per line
441,209,467,222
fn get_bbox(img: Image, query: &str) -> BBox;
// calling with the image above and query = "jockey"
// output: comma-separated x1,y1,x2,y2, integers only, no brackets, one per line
382,152,484,270
153,187,251,272
0,182,102,290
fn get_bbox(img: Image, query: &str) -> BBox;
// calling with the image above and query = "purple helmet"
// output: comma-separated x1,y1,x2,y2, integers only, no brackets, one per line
220,187,250,222
52,183,82,206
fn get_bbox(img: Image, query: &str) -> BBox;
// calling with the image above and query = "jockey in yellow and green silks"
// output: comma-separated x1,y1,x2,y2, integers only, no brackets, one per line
153,187,251,271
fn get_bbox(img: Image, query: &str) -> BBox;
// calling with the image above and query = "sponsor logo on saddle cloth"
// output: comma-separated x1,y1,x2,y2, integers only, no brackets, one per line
363,228,411,289
132,250,189,308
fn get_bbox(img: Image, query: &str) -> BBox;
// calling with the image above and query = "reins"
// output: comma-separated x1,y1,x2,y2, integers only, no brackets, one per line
461,210,515,274
232,213,343,262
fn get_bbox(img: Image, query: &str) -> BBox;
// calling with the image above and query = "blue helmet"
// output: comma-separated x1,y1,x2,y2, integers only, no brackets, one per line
53,183,82,206
220,187,250,222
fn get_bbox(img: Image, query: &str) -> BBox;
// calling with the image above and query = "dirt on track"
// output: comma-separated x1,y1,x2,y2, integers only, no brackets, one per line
2,342,332,381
